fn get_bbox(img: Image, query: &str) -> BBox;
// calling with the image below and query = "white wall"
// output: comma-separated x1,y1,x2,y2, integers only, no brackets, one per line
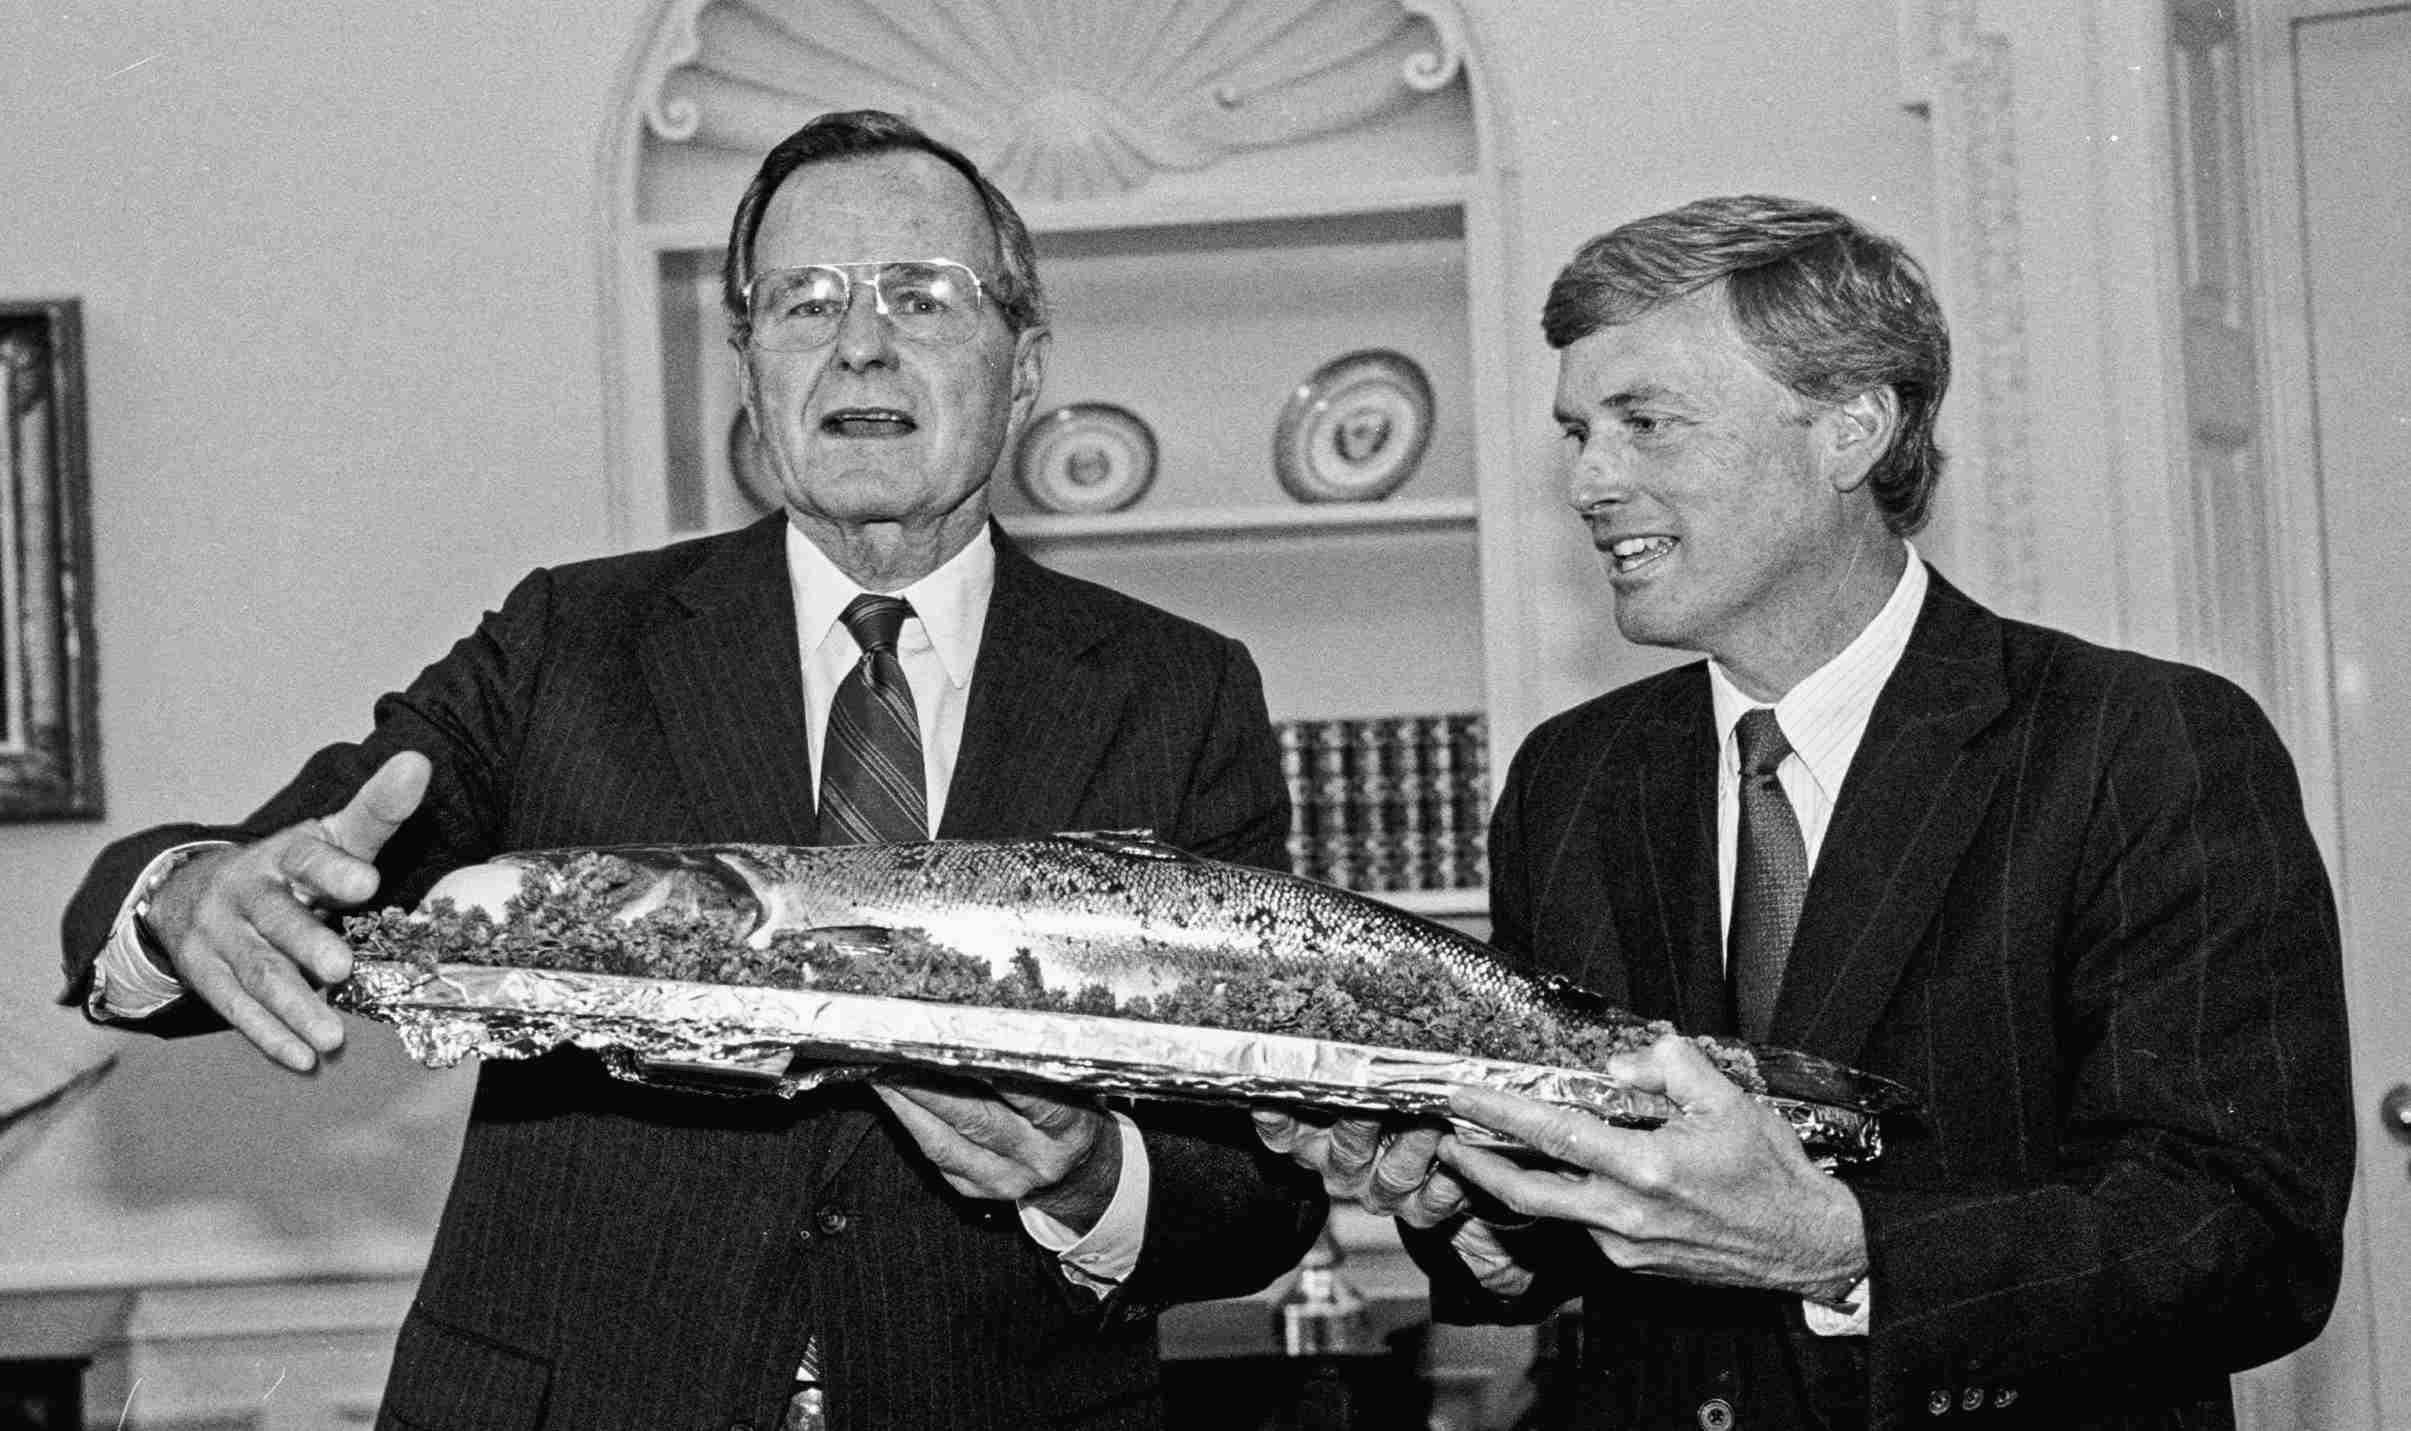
1468,1,1937,725
0,0,652,1289
0,0,1929,1349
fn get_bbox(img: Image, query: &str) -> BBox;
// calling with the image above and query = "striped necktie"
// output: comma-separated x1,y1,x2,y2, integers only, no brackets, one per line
797,599,923,1426
818,594,927,844
1729,707,1808,1041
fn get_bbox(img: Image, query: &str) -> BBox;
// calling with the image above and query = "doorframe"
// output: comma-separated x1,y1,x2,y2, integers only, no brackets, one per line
2233,2,2405,1427
1896,1,2388,1425
2237,0,2344,854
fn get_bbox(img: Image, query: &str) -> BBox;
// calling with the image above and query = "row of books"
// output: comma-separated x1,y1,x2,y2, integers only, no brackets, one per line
1276,713,1489,893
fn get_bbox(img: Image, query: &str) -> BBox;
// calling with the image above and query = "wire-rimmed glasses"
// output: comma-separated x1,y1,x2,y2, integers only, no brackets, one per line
742,258,989,351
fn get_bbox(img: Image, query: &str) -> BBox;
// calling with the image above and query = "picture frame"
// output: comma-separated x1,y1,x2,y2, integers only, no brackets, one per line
0,299,101,820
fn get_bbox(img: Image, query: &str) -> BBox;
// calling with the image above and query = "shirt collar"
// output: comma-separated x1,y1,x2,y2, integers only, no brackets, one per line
1708,545,1927,796
784,521,994,691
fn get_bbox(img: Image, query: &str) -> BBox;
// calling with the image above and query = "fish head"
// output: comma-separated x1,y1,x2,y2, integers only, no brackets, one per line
496,846,768,940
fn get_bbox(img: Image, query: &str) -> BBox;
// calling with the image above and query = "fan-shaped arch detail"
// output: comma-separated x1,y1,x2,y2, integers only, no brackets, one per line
634,0,1467,201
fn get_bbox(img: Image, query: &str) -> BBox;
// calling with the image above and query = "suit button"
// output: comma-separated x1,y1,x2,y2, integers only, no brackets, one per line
1928,1390,1952,1415
1993,1388,2018,1409
1963,1388,1985,1412
815,1205,852,1236
1696,1398,1734,1431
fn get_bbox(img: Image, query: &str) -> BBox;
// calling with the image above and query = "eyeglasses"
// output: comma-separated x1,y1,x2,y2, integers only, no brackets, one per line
742,258,989,351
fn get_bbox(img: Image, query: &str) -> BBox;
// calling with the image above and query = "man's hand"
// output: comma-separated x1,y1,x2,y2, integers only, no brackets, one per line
1250,1109,1468,1229
873,1077,1122,1235
1448,1211,1540,1299
141,752,431,1074
1441,1033,1867,1300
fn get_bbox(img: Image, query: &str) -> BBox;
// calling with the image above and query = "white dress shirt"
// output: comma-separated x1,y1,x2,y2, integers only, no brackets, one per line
94,520,1151,1295
787,521,987,833
1710,551,1929,944
1706,546,1926,1336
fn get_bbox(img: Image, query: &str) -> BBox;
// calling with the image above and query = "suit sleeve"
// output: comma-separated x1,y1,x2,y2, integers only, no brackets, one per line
1159,633,1292,873
58,567,557,1016
1851,668,2353,1413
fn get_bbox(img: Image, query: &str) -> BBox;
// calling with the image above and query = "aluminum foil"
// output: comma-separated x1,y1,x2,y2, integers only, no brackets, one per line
338,959,1885,1167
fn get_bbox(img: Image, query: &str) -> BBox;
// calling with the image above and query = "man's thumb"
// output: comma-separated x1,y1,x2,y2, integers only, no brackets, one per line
1650,1033,1744,1112
323,751,431,858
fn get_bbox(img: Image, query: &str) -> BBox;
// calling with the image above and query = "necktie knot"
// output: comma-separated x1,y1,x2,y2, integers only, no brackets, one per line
821,593,925,845
1736,707,1792,780
841,594,911,656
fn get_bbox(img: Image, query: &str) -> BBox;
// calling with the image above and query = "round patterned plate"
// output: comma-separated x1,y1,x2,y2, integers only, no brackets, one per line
1014,402,1158,515
1272,349,1434,503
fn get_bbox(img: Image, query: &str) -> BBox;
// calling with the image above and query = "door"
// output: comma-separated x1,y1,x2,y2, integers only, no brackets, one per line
2238,4,2411,1426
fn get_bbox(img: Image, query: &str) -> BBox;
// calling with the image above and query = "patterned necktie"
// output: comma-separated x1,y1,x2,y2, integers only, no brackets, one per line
798,601,921,1428
1729,707,1808,1041
818,594,927,844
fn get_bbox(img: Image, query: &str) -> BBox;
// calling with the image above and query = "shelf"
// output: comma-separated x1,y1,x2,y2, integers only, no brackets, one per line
1023,175,1471,236
630,176,1473,257
1000,496,1476,546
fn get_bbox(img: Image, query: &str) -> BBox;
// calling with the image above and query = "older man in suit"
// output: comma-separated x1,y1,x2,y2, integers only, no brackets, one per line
60,109,1322,1431
1263,196,2353,1429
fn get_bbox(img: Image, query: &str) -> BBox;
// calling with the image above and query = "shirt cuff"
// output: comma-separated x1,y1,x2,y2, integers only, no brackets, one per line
87,842,225,1021
1018,1111,1149,1298
1802,1274,1871,1337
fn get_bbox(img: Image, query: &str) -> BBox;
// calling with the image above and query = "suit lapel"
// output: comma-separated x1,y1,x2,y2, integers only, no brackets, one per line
633,518,883,1189
1768,572,2011,1062
1540,668,1725,1032
939,529,1123,839
1629,673,1729,1035
637,514,821,846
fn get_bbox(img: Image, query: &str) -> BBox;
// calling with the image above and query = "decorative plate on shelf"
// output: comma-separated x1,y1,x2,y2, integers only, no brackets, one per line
1273,349,1434,504
1014,402,1158,515
728,408,783,515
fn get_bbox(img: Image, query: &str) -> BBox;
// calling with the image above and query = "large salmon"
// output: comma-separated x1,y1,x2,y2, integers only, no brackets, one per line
397,830,1911,1120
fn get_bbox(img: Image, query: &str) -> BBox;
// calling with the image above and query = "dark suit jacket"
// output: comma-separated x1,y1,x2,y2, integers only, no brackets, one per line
1411,570,2352,1431
61,515,1325,1431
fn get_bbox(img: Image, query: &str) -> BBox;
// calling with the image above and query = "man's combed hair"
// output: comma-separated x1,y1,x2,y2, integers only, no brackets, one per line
1543,195,1951,536
720,108,1048,342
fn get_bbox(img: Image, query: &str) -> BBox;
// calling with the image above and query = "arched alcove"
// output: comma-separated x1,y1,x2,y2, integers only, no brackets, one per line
596,0,1535,914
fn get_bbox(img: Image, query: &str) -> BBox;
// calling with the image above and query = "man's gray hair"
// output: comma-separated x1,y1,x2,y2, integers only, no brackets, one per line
721,108,1048,344
1543,195,1950,536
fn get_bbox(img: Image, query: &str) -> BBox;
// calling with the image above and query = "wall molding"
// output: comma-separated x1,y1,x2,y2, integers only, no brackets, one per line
1898,0,2206,661
1898,0,2040,618
630,0,1468,203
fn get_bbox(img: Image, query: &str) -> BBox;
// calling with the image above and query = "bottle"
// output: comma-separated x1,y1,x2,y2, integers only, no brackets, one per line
1273,1224,1369,1358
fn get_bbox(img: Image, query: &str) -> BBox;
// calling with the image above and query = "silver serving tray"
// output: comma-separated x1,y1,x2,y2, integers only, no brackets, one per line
339,959,1884,1167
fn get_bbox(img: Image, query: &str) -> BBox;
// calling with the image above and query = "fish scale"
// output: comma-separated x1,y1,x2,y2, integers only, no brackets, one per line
566,832,1568,1014
425,830,1914,1117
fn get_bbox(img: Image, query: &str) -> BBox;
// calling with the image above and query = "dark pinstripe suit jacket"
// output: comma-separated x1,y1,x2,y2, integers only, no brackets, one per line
61,514,1325,1431
1412,570,2352,1431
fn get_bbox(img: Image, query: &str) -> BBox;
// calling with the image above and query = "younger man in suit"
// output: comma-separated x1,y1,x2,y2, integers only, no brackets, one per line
60,109,1321,1430
1264,195,2352,1429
